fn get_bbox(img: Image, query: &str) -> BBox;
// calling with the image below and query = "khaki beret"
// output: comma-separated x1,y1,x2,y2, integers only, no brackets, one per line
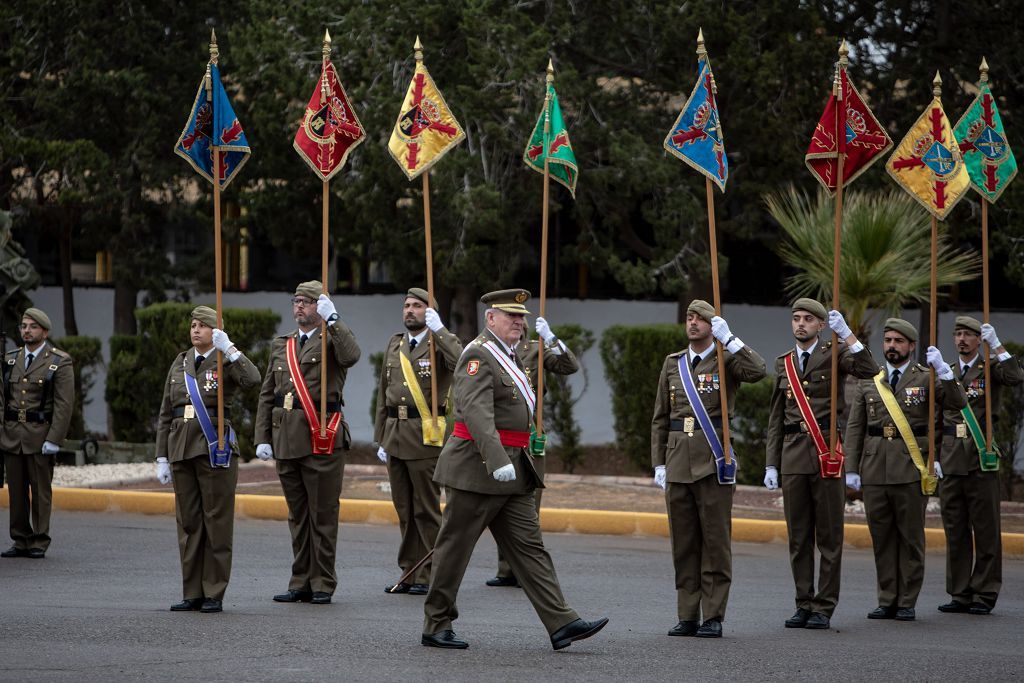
191,305,218,328
22,307,52,331
686,299,715,324
884,317,918,342
481,288,531,315
954,315,982,334
294,280,324,301
792,297,827,321
406,287,437,308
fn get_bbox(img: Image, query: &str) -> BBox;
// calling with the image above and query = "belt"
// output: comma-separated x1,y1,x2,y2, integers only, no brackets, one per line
942,425,970,437
172,405,218,418
669,416,724,433
273,396,342,412
5,408,52,424
783,418,839,435
868,425,928,437
386,404,446,420
452,421,530,448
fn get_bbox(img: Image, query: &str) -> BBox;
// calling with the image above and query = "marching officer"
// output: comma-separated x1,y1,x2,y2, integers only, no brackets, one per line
1,308,73,560
153,306,261,613
421,289,608,651
254,281,361,606
764,299,877,630
374,288,462,595
936,316,1022,615
651,299,767,638
485,314,580,588
845,318,967,621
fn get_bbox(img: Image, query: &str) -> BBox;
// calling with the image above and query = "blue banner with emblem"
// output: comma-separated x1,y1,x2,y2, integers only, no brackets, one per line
183,361,234,468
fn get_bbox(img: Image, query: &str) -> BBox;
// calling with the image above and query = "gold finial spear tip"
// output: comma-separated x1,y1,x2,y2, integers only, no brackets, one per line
933,70,942,96
980,56,990,82
209,28,219,64
324,29,331,44
839,39,849,66
414,35,423,62
322,28,332,59
696,27,706,56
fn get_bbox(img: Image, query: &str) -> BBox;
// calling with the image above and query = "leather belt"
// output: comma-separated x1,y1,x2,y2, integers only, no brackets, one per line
172,405,217,418
5,408,51,424
386,404,446,420
669,416,724,433
452,421,530,448
274,396,341,412
942,424,970,438
868,425,928,437
783,418,839,435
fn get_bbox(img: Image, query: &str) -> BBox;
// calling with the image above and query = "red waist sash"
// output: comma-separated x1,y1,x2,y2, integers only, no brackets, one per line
452,422,530,448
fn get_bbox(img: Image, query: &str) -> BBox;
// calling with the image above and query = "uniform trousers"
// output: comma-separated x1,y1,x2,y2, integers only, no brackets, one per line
939,470,1002,609
277,453,345,594
387,455,441,585
862,482,928,608
4,451,54,551
782,472,846,616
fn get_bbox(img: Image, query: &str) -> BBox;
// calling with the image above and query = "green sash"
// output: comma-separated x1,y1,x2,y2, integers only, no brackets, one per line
959,404,1000,472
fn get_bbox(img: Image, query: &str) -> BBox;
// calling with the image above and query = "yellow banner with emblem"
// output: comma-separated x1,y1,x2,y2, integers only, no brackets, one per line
872,370,938,495
399,350,446,447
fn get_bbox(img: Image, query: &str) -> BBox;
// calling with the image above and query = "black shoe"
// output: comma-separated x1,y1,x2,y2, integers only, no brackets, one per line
895,608,916,621
421,630,469,649
0,546,25,558
785,608,811,628
386,582,411,594
200,599,222,613
968,602,992,615
667,620,699,637
805,613,830,630
273,589,313,603
550,617,609,650
170,598,203,612
695,619,723,638
26,548,45,559
408,583,429,595
311,591,332,604
867,606,896,619
485,575,519,587
938,600,970,613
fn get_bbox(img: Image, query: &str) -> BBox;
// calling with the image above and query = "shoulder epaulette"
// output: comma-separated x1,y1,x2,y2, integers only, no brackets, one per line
667,350,684,359
49,347,69,359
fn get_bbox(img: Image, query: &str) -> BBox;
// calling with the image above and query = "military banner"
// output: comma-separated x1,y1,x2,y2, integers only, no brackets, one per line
954,60,1017,203
523,78,578,198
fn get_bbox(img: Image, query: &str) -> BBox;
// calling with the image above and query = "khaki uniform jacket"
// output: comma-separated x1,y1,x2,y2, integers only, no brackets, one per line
373,327,463,460
254,321,361,459
651,344,767,483
766,341,878,474
846,363,967,485
1,343,74,453
939,354,1024,474
433,329,542,496
155,349,261,463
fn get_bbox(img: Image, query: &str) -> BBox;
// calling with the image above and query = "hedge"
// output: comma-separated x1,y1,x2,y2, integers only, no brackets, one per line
52,335,103,439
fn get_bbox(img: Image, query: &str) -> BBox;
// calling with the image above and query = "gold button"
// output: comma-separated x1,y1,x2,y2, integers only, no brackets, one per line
403,382,408,386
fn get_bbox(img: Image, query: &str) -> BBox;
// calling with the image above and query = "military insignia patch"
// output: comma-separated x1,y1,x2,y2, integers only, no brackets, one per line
515,291,528,304
467,360,480,376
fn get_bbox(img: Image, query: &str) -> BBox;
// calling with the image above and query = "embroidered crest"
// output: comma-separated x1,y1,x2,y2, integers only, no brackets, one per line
515,291,528,304
467,360,480,376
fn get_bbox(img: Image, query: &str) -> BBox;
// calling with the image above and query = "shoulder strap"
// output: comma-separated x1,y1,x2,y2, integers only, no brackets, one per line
480,340,536,415
677,355,735,484
871,369,937,494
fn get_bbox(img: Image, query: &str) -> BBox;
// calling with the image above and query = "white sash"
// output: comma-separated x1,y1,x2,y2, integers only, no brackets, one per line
481,340,536,415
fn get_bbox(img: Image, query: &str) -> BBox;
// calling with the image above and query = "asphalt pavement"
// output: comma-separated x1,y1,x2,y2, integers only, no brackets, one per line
0,509,1020,681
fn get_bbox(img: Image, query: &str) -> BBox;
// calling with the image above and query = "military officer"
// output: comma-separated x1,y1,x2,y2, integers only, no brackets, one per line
486,314,580,588
1,308,73,559
421,289,608,650
651,299,767,638
374,287,462,595
935,316,1022,615
764,299,877,630
153,306,261,613
254,281,361,605
845,318,967,621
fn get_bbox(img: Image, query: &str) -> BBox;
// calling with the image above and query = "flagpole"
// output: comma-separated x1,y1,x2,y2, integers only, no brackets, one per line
209,30,225,452
536,60,554,436
926,73,944,478
979,59,994,452
706,177,732,466
319,32,331,438
828,42,848,464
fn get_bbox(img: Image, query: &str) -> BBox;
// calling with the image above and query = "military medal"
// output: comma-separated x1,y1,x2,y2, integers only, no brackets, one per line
203,370,218,392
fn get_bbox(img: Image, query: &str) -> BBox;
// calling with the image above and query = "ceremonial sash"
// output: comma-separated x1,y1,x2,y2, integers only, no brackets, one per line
480,340,536,416
398,348,446,447
286,337,342,455
677,356,736,485
872,370,938,495
959,405,1000,472
452,422,531,448
182,358,234,468
783,353,843,478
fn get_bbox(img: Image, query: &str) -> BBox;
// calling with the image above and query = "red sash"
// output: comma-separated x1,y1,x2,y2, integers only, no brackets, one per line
286,336,342,455
783,353,843,478
452,422,531,448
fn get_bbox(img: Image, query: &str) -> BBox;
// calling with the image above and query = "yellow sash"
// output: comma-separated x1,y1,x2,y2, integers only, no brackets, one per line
398,350,446,447
872,370,937,495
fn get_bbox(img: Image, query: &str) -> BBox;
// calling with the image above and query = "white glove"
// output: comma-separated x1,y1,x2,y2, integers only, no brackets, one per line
933,462,943,479
764,466,779,490
156,457,172,485
212,328,233,354
377,446,388,463
255,443,273,461
926,345,954,380
981,324,1001,350
317,294,337,323
710,316,732,344
654,465,667,490
424,307,444,333
845,472,861,491
42,441,60,455
492,463,516,482
828,310,852,340
535,317,556,343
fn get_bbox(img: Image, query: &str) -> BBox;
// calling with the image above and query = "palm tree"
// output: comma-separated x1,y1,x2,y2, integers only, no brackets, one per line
765,187,980,338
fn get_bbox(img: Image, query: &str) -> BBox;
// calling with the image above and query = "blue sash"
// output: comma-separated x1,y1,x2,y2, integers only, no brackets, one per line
677,355,736,485
183,359,234,468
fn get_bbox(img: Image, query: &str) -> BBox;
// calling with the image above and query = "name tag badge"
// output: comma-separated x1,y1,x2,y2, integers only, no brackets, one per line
183,404,195,420
283,392,294,410
956,423,967,439
398,405,409,420
683,416,695,435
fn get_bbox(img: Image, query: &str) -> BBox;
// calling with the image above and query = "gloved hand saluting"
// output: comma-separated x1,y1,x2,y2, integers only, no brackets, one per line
425,308,444,333
926,346,954,381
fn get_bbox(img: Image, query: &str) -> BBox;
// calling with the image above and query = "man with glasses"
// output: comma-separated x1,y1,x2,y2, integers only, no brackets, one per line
255,281,361,605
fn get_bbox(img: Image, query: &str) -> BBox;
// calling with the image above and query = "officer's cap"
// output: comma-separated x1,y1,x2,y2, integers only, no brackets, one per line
686,299,715,324
22,307,51,331
883,318,918,342
792,297,827,321
481,289,531,315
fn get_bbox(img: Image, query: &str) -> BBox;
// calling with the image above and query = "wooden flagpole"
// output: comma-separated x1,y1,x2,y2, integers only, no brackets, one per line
828,42,848,463
209,30,225,451
926,72,942,477
319,32,331,438
706,177,731,466
536,60,554,436
979,60,994,451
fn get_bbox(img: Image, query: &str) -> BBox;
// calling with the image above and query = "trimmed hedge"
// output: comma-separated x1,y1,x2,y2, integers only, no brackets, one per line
545,323,595,473
52,335,103,439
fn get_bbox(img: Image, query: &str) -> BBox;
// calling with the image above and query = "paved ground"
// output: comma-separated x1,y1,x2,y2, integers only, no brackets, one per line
0,509,1021,681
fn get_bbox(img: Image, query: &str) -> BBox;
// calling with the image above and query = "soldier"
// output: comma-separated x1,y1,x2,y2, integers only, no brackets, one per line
374,288,462,595
935,316,1022,615
652,299,767,638
254,282,360,605
153,306,261,613
764,299,877,630
845,318,967,621
421,289,608,650
1,308,73,559
485,314,580,588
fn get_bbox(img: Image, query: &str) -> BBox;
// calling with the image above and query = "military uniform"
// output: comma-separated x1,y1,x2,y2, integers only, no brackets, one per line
374,294,462,588
155,333,260,604
766,332,877,620
254,288,360,599
937,318,1023,611
2,335,73,555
